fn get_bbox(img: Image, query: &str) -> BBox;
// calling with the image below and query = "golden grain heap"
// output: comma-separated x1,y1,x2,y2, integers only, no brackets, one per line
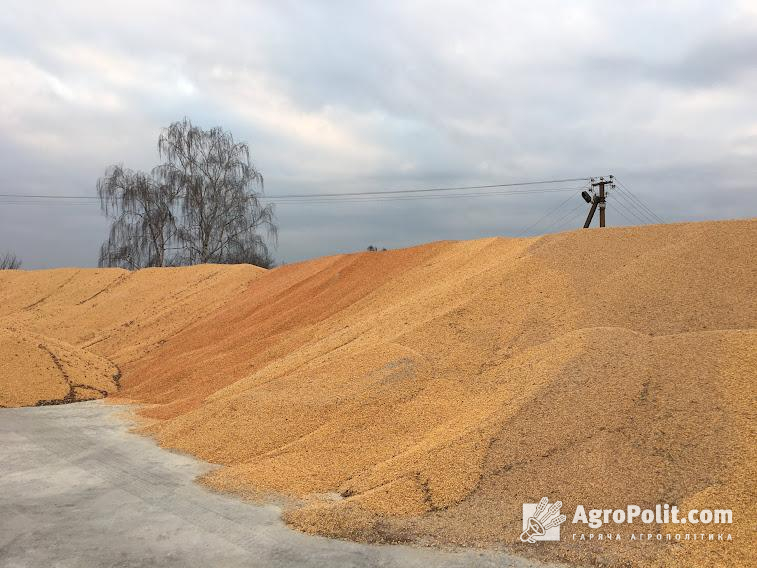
1,219,755,568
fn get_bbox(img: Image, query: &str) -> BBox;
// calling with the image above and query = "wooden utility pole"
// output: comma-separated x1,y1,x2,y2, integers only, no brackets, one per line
598,178,606,227
582,176,613,228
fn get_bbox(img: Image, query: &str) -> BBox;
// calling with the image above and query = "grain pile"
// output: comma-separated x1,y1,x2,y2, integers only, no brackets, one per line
0,219,755,567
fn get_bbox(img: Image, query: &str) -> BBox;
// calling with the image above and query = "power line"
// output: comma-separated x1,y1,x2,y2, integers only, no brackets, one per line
0,199,99,206
0,187,589,209
610,199,640,226
0,194,98,200
516,181,592,236
0,175,619,235
612,185,657,224
272,186,584,204
264,186,585,203
0,176,665,232
264,177,590,199
613,178,664,223
0,186,589,207
0,176,590,203
543,198,587,233
610,192,649,225
615,190,659,224
517,191,582,236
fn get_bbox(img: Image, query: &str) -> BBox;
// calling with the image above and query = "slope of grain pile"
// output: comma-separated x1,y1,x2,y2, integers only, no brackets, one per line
0,264,265,406
0,219,754,567
112,219,754,568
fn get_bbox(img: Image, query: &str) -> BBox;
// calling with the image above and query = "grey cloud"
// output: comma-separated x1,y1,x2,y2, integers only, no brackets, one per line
586,33,757,89
1,1,757,269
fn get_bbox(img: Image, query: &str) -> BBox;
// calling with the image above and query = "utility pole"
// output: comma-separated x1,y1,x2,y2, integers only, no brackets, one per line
582,175,613,228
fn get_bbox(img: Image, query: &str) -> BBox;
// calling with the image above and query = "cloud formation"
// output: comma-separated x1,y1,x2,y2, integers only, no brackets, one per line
1,1,756,267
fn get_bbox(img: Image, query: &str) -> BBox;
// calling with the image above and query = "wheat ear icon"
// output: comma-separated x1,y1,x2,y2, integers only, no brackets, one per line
520,497,566,543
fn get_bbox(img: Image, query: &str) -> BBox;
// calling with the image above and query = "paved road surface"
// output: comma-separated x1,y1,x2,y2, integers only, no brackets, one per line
0,402,561,568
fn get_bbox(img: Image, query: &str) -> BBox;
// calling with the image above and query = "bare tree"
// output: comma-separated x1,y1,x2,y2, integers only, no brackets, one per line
97,119,277,269
97,167,177,269
156,118,276,266
0,252,22,269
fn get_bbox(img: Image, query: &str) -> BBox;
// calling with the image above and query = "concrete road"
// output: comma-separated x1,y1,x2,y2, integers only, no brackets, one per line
0,402,560,568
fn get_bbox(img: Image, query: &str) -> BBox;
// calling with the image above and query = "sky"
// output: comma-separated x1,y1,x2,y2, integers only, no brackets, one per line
1,1,756,268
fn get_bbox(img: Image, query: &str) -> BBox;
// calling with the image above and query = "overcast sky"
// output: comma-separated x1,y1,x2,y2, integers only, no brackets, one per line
1,1,756,268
